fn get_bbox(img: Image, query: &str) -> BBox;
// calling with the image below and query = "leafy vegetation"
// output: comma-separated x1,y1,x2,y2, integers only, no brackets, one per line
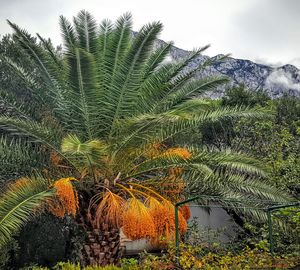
0,10,298,268
19,244,300,270
201,87,300,255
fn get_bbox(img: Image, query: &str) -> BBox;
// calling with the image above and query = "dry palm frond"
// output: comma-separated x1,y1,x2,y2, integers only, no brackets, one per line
160,178,186,200
163,147,192,177
8,178,30,190
164,147,192,159
50,150,62,166
48,177,78,217
91,191,125,229
122,198,156,240
144,142,163,158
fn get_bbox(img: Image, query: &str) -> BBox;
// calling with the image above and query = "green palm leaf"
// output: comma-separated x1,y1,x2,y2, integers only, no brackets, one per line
0,177,54,247
73,10,98,54
67,48,98,139
59,15,78,53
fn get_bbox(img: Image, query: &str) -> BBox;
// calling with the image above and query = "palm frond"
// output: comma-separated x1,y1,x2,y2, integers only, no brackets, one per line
105,21,163,136
113,106,269,158
7,20,54,86
97,18,113,91
94,13,133,135
0,91,33,119
142,42,172,78
36,33,66,83
59,15,78,53
101,13,132,86
0,55,37,89
135,48,213,114
73,10,98,54
124,146,267,180
0,116,76,169
153,76,229,113
186,171,291,223
67,48,98,139
61,134,107,170
0,137,47,182
0,55,44,104
0,116,61,147
37,34,63,68
0,177,54,247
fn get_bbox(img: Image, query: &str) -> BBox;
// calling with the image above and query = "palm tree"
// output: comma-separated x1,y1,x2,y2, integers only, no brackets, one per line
0,11,290,266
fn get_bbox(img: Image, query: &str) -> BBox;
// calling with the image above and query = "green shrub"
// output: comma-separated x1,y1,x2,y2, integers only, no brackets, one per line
50,261,139,270
19,244,300,270
53,261,80,270
138,243,300,270
85,266,121,270
0,239,19,270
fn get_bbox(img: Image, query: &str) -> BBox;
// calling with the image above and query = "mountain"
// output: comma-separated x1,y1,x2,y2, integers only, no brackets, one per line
154,39,300,98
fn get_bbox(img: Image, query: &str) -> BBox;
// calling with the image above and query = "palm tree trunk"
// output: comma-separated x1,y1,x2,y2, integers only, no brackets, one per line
78,191,123,266
83,224,121,266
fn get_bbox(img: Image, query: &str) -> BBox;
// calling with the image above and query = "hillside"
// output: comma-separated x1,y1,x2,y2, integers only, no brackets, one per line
155,38,300,98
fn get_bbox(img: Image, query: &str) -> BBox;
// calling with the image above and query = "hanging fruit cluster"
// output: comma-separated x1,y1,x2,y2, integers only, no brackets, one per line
48,177,79,217
88,183,190,244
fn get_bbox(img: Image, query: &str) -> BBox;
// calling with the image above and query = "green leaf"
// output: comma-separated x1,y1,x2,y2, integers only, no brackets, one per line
0,177,54,247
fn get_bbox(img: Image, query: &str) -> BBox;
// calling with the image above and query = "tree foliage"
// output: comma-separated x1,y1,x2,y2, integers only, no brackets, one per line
0,11,292,250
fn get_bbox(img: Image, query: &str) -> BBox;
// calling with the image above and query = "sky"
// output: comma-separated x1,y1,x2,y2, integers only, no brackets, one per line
0,0,299,68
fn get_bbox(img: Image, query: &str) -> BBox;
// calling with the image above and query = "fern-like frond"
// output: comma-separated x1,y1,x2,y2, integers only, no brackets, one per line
0,55,37,89
99,12,132,94
106,21,163,136
142,42,172,78
112,106,269,159
97,18,113,92
0,91,34,119
62,134,107,170
153,77,229,113
0,116,77,169
66,48,99,139
0,116,61,147
0,177,54,247
186,172,292,223
59,15,78,53
73,10,98,54
0,137,47,182
136,48,217,114
7,20,54,86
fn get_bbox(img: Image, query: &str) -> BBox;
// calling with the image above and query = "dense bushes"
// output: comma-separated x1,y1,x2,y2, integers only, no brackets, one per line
21,244,300,269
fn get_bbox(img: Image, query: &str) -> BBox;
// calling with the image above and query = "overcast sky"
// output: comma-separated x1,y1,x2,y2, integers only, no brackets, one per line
0,0,299,68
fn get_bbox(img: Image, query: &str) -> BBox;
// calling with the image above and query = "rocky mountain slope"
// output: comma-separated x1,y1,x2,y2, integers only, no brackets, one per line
155,39,300,98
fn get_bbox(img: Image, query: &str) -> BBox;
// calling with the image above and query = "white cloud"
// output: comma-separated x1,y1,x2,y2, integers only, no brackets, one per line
266,69,300,91
254,57,285,68
161,55,173,64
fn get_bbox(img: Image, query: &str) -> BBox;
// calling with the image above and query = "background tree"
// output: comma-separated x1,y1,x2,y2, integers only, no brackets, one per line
202,88,300,255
